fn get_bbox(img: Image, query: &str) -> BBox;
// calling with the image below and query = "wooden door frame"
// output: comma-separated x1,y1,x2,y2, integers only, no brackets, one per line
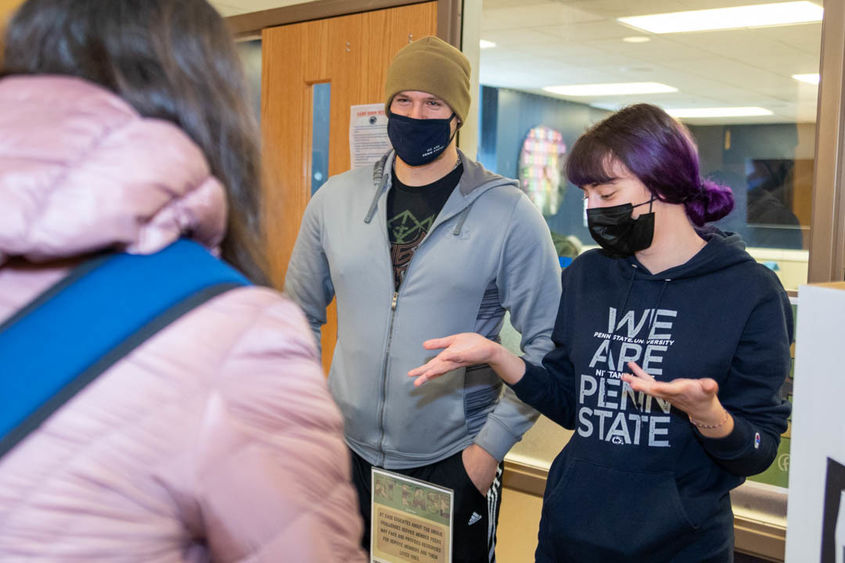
227,0,461,48
809,0,845,283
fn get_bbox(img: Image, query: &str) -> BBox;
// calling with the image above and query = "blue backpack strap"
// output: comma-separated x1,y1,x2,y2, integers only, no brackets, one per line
0,239,250,458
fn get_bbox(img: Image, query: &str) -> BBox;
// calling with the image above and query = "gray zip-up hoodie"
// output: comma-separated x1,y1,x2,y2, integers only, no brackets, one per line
285,150,561,469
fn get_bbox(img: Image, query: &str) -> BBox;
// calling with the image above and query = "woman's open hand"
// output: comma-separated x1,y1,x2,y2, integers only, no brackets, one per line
622,361,734,437
410,332,531,387
408,333,499,386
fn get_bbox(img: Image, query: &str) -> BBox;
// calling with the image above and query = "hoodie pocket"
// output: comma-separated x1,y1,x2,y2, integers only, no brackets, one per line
541,459,697,562
453,451,488,499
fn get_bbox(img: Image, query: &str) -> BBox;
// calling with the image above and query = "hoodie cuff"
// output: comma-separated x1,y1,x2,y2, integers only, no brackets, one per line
508,361,545,404
473,417,520,462
695,412,755,459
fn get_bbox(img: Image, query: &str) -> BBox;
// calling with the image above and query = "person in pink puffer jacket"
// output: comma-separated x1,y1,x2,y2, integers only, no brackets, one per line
0,0,366,561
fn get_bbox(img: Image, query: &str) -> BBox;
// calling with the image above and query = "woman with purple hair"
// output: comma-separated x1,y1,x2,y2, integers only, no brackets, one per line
410,104,792,561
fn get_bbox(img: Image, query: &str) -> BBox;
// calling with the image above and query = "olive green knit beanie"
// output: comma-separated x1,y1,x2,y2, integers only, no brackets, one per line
384,36,471,126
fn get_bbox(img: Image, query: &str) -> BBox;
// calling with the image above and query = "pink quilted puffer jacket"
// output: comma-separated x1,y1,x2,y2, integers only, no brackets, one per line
0,75,366,562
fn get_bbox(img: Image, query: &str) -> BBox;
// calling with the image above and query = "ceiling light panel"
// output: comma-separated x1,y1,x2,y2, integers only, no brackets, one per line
792,73,820,84
543,82,678,96
665,107,773,118
618,2,823,34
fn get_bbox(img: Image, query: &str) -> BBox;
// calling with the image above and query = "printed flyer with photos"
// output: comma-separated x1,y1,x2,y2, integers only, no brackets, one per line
371,468,453,563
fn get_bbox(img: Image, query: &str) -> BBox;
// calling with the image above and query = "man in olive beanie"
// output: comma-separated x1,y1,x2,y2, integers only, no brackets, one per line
285,36,560,563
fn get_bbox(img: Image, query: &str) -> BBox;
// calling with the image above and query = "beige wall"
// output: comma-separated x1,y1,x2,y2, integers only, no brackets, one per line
496,488,543,562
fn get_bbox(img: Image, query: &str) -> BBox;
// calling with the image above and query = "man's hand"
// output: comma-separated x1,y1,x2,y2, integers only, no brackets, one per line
461,444,498,495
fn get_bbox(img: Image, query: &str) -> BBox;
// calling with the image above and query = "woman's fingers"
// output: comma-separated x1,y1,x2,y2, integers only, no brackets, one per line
423,336,457,350
408,360,443,378
621,361,656,392
410,359,460,386
411,333,492,386
624,362,694,402
620,363,723,419
626,361,650,378
407,364,426,378
413,371,434,387
699,378,719,395
408,351,461,382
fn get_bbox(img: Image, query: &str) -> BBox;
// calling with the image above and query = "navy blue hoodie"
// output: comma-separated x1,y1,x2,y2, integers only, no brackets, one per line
511,228,792,562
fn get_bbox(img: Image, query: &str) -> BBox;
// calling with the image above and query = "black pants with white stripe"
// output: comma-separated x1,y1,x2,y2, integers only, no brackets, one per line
350,449,504,563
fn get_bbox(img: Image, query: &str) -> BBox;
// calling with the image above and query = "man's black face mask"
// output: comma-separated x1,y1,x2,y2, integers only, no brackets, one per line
387,111,456,167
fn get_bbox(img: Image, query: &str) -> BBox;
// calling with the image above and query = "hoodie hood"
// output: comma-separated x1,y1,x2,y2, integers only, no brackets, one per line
365,149,516,234
605,226,754,326
622,226,753,282
0,75,227,266
371,148,513,197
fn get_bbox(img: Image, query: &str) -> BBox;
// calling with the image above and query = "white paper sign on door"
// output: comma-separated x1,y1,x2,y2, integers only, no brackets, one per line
350,104,391,169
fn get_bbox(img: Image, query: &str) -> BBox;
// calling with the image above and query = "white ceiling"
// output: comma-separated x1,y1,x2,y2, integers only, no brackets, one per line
212,0,823,124
479,0,823,124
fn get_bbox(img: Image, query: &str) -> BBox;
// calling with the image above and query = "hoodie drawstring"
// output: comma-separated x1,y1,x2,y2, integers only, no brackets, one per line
621,263,671,334
453,206,472,236
364,188,382,224
648,279,670,336
619,263,637,315
364,153,391,224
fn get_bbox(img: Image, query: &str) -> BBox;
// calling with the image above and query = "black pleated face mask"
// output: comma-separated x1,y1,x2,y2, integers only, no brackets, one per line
387,111,456,166
586,198,655,257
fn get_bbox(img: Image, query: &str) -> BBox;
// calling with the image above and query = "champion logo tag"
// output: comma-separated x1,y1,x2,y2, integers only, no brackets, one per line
468,512,482,526
754,432,761,449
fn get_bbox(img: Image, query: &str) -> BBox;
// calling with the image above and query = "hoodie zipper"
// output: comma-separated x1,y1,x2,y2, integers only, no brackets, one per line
375,288,399,466
374,231,432,465
374,204,455,465
369,160,509,466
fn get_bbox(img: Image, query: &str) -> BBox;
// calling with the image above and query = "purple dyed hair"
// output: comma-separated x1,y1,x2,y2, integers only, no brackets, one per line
565,103,733,226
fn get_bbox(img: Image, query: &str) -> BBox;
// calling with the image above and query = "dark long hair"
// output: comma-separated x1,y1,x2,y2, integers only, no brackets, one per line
566,103,734,226
1,0,269,284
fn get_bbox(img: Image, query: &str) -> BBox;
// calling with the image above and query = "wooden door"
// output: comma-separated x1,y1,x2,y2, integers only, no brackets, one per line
0,0,24,38
0,0,22,18
261,3,438,373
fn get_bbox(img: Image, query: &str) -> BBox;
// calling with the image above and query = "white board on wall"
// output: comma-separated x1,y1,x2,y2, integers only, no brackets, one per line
786,283,845,562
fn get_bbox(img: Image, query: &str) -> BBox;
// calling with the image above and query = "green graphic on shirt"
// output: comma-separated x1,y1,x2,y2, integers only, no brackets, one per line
388,210,437,289
388,210,435,244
